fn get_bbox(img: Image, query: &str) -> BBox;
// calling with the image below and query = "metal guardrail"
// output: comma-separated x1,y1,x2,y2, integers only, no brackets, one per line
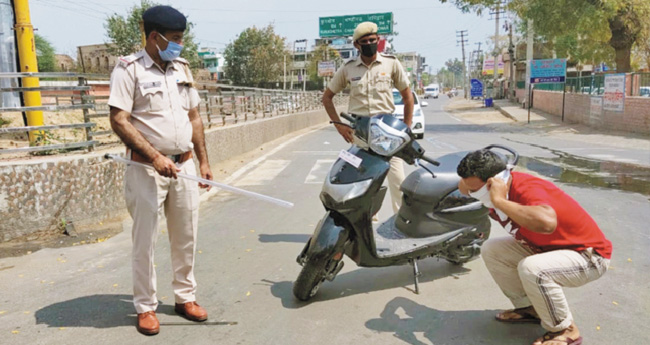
1,73,343,156
0,72,108,155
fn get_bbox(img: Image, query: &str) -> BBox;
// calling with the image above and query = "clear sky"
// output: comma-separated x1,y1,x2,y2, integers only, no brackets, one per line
29,0,503,71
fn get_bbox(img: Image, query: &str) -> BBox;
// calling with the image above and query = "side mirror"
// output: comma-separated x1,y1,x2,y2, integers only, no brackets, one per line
421,101,429,107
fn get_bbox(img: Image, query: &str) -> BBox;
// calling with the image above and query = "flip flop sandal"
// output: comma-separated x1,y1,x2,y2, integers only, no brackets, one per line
538,332,583,345
495,307,541,324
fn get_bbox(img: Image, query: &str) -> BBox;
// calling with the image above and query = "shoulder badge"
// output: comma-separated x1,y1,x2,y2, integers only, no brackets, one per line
380,53,396,59
117,52,143,68
174,56,189,65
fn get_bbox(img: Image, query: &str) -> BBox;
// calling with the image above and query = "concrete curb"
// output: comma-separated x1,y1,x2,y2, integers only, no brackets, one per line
493,102,519,122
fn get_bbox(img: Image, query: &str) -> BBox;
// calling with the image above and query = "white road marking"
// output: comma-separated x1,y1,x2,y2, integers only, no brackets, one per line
292,151,340,155
199,123,329,202
305,159,336,184
234,160,291,186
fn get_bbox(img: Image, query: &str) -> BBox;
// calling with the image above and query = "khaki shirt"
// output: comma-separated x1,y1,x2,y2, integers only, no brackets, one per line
108,50,201,155
328,53,410,116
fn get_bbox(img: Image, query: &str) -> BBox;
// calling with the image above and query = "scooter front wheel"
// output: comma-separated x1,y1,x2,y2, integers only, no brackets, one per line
293,258,328,301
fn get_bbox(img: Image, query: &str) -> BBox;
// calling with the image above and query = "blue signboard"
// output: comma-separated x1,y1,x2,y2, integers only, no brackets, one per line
530,58,567,84
470,79,483,98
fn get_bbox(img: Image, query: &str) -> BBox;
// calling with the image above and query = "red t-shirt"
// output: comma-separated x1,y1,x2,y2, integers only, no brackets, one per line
489,172,612,259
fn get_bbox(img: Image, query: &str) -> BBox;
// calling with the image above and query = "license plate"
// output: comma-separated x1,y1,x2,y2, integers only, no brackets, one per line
338,150,362,169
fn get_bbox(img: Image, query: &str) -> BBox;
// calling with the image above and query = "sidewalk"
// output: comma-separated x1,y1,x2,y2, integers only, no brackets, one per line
491,98,650,167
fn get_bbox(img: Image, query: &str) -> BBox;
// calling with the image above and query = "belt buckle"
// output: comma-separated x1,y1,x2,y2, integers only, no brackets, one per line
166,154,181,163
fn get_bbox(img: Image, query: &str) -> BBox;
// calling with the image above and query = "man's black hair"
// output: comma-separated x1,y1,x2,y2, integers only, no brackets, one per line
457,149,506,182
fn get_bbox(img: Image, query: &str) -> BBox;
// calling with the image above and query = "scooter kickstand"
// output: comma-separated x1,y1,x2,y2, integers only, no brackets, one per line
409,259,422,294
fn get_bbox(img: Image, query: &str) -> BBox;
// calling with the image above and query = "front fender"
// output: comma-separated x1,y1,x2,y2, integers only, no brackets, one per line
298,211,349,264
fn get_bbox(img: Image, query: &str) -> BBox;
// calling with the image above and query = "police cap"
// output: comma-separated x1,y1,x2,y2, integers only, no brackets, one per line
142,5,187,32
353,22,378,42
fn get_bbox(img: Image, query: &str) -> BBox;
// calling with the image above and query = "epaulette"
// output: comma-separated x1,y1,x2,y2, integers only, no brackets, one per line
380,53,397,59
344,58,356,65
117,52,143,68
174,56,189,64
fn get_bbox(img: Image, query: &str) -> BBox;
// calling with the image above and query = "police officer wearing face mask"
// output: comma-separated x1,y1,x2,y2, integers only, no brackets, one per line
322,21,413,214
108,5,212,336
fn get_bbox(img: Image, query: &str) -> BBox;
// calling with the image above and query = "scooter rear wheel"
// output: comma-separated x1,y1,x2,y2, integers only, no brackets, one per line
293,258,328,301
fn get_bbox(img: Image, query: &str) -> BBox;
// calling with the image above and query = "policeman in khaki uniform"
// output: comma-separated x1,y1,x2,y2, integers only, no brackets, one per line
108,6,212,335
323,21,414,214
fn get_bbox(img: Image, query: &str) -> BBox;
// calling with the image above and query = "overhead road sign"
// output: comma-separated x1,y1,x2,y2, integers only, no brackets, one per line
319,13,393,38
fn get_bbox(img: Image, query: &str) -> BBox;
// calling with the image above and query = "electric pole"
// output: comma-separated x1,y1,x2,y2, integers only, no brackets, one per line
490,2,505,98
456,30,468,99
525,19,534,108
474,42,482,78
507,22,515,101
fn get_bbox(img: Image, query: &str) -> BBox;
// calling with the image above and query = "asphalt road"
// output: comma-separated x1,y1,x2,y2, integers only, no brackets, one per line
1,96,648,345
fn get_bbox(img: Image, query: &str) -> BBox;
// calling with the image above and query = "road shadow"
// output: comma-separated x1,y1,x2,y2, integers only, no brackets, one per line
266,259,471,309
35,294,176,328
258,234,311,243
365,296,541,345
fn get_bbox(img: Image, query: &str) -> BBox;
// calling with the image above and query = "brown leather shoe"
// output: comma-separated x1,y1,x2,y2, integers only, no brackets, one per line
136,311,159,335
175,301,208,322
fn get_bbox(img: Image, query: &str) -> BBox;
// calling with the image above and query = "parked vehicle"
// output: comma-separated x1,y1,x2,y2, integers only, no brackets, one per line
392,89,427,139
292,112,519,301
639,86,650,97
424,84,440,99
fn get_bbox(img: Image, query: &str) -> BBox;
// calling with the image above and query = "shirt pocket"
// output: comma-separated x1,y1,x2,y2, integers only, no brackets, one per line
375,75,393,92
350,79,365,96
176,82,192,111
138,80,165,112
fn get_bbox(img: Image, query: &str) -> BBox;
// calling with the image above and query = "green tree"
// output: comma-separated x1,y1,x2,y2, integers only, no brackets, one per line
442,0,650,72
104,0,201,71
35,34,57,72
224,25,289,87
306,44,343,89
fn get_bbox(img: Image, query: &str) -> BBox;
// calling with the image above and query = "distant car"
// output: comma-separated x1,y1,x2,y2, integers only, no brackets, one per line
392,89,427,139
639,86,650,97
424,84,440,99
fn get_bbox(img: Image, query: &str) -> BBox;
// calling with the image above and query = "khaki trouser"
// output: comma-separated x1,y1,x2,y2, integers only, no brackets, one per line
481,236,609,332
388,157,406,213
125,159,199,314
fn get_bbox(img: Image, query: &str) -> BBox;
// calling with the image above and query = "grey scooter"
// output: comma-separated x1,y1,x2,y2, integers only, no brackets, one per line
293,113,518,301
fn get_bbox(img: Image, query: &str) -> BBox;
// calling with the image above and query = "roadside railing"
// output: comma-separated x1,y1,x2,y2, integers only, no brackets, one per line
515,72,650,97
195,83,344,128
0,72,111,155
1,73,344,157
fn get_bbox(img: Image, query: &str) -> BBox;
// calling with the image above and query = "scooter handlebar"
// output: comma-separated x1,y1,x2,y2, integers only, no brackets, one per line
420,154,441,166
340,113,355,123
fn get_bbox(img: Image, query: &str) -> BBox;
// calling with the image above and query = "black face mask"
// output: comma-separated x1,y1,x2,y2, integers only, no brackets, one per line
360,42,378,57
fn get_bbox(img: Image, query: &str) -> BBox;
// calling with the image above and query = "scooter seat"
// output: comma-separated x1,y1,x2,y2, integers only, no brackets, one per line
401,169,460,205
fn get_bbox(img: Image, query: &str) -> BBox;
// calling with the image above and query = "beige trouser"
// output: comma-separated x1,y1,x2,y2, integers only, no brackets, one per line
125,159,199,314
481,236,609,332
387,157,406,213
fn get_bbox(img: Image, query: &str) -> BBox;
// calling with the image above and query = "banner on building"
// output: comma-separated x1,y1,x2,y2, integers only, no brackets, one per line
603,74,625,112
318,61,336,77
590,97,602,116
482,55,504,76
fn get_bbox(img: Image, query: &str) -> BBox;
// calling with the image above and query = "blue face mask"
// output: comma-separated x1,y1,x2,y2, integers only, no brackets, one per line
156,33,183,61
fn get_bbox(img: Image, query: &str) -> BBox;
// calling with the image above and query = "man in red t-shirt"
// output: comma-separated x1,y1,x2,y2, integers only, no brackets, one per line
457,149,612,345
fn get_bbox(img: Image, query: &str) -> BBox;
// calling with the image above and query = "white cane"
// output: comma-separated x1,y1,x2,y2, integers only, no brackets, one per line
105,154,294,208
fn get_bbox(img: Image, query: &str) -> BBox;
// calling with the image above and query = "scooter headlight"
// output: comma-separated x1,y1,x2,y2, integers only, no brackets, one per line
369,123,406,156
